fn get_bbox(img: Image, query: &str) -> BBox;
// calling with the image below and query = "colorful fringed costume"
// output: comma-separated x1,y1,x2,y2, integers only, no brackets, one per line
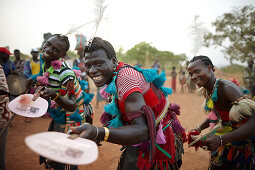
198,79,255,169
100,62,185,170
31,60,94,132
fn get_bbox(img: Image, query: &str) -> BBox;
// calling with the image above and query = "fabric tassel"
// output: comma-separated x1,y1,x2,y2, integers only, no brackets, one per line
79,80,88,90
156,121,166,144
161,87,172,97
108,115,123,128
69,110,83,123
83,92,94,105
152,71,166,89
171,117,185,134
72,69,81,79
100,112,112,125
105,75,117,94
169,108,185,134
104,96,121,116
51,60,62,69
206,110,218,129
134,66,157,82
207,98,214,109
49,108,66,124
230,98,255,122
211,84,218,102
100,86,110,99
37,71,50,85
169,103,180,115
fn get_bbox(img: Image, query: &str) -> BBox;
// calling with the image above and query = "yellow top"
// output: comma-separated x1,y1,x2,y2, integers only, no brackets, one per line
31,60,40,75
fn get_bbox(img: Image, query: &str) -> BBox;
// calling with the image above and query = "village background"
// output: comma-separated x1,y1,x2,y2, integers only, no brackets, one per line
1,0,254,169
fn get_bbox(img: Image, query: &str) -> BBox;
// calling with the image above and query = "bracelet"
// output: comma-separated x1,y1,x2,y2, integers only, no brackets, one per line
92,127,99,141
218,135,223,146
103,127,110,142
52,93,59,100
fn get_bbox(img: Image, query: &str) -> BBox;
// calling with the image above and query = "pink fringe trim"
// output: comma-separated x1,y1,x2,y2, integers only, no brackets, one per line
72,69,81,79
51,60,62,69
206,110,217,129
37,71,50,85
156,120,166,144
100,86,110,99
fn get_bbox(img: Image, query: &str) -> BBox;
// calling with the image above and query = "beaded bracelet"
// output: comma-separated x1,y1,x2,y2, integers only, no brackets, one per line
218,135,223,146
103,127,110,142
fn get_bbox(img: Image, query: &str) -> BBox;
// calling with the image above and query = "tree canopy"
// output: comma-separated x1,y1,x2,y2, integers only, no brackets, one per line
204,5,255,63
116,42,187,69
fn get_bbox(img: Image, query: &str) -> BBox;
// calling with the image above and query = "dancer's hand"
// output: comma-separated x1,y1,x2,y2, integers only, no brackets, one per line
189,127,201,134
201,134,221,151
71,123,100,141
40,88,57,100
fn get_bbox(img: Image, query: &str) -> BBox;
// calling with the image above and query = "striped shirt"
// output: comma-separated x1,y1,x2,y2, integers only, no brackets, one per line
47,62,76,91
116,67,150,101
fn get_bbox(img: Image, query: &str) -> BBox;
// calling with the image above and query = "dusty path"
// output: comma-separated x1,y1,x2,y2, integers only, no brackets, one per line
6,77,211,170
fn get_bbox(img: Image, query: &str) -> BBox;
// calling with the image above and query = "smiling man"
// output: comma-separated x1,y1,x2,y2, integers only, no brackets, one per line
72,37,186,170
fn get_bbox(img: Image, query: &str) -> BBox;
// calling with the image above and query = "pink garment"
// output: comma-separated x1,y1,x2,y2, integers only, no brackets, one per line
206,110,218,129
116,67,150,101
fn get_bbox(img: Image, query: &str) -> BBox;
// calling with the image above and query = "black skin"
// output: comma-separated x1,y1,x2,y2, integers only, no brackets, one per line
14,50,21,60
72,49,149,145
0,52,18,75
0,52,9,64
31,36,76,112
188,59,255,151
31,51,39,62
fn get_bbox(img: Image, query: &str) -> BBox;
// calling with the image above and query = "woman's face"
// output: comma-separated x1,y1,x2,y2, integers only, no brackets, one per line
84,49,116,87
187,59,211,88
42,36,66,62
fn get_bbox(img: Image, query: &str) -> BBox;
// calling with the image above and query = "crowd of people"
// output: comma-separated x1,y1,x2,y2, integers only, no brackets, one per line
1,35,255,170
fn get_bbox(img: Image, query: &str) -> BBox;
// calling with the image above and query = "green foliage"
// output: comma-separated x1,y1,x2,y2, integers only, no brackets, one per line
10,53,31,61
67,50,79,60
125,42,158,67
116,47,126,63
220,64,244,74
204,5,255,63
124,42,187,69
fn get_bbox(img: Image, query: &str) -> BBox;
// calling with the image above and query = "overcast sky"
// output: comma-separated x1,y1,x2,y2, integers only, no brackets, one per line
0,0,254,67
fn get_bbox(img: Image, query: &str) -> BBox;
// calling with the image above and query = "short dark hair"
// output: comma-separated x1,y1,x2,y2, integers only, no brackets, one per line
84,37,116,60
14,49,20,53
190,55,215,71
52,34,70,52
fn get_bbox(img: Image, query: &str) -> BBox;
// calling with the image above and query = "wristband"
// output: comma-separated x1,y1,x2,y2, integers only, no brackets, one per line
103,127,110,142
52,93,59,100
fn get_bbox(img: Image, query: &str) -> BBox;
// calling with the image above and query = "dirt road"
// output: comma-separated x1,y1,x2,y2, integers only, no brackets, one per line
6,77,211,170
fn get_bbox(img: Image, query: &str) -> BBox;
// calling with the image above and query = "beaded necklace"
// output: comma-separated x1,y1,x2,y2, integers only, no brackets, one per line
204,78,219,112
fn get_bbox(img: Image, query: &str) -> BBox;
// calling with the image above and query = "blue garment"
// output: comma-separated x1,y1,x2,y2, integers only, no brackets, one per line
23,56,43,79
1,60,16,77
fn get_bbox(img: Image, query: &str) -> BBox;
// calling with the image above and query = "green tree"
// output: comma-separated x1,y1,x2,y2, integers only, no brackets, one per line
67,50,79,60
116,47,126,63
125,42,159,67
204,5,255,63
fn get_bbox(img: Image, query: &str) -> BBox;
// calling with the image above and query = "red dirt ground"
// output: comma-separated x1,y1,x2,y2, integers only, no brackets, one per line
6,77,212,170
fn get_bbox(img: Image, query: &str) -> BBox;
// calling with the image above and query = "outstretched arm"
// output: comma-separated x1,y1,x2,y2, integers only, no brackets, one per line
72,92,149,145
